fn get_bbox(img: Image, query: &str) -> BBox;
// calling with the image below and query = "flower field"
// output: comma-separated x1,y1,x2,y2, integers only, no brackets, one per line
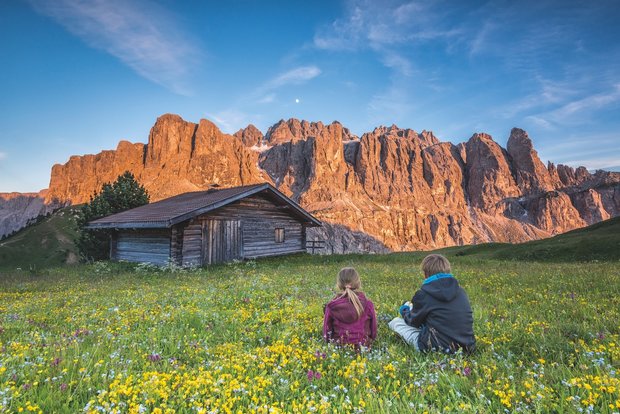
0,254,619,413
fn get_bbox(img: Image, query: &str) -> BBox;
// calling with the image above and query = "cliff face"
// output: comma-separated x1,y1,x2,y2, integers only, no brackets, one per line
0,190,57,239
39,114,620,252
47,114,271,204
507,128,555,194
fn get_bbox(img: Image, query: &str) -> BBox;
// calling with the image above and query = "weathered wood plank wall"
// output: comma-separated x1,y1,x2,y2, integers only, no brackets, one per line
170,224,186,265
114,230,171,265
202,195,305,260
181,221,202,266
202,219,243,264
110,192,312,266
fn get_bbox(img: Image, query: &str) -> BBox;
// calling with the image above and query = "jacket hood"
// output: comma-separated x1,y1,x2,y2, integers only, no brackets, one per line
327,292,368,324
421,277,460,302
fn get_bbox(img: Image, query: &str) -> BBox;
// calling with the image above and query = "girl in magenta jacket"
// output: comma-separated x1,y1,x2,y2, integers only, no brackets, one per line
323,267,377,347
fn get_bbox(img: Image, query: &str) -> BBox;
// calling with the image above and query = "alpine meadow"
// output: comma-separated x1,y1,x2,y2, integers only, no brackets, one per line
2,1,620,413
1,249,619,413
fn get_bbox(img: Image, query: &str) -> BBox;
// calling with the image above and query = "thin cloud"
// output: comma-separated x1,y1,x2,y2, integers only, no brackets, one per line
381,52,414,77
525,116,554,130
367,80,413,127
535,130,620,173
496,73,615,127
264,66,321,90
207,66,321,131
206,109,254,134
252,66,321,100
527,84,620,129
552,84,620,119
462,3,611,75
257,94,276,104
314,1,417,76
28,0,201,95
561,157,620,171
313,0,464,107
314,0,460,52
0,152,6,161
313,4,365,51
541,133,620,152
538,133,620,162
498,77,576,119
468,20,496,57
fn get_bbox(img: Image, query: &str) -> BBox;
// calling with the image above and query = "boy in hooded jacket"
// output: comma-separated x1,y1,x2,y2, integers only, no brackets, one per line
388,254,475,353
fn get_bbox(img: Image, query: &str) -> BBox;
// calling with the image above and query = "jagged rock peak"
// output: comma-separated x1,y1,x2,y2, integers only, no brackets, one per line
366,125,439,147
152,114,220,133
329,121,358,141
145,115,234,164
507,127,554,193
419,130,440,147
468,132,495,143
266,118,316,143
465,131,520,210
234,124,264,147
116,140,142,151
370,124,411,136
29,112,620,255
507,127,533,150
156,113,186,123
146,114,198,166
556,164,592,186
265,118,356,144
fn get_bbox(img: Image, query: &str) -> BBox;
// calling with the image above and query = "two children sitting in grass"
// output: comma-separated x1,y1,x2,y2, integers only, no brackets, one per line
323,254,476,353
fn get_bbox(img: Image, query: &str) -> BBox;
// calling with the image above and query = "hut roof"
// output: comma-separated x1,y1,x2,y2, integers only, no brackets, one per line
87,183,321,229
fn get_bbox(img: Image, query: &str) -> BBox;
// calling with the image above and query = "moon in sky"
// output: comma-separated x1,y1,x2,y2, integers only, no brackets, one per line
295,98,300,103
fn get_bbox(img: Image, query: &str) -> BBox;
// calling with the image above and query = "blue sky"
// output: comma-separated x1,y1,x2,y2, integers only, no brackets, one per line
1,0,619,192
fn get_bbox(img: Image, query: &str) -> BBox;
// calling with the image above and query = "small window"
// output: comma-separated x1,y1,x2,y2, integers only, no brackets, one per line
275,228,285,243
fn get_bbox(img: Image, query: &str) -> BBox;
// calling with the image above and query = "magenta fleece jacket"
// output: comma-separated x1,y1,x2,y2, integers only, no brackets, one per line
323,292,377,346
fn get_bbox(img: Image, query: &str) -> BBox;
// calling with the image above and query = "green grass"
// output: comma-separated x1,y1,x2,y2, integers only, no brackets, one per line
437,216,620,262
2,211,618,273
0,207,79,270
1,254,619,413
1,207,618,273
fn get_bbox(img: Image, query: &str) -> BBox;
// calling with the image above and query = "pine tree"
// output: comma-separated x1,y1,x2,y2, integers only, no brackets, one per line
76,171,149,261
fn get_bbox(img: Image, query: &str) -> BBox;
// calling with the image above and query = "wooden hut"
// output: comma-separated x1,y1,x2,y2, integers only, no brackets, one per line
87,183,321,266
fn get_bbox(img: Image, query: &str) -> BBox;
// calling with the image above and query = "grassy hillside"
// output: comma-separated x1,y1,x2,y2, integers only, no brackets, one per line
0,207,79,269
438,216,620,262
0,255,619,413
1,209,618,271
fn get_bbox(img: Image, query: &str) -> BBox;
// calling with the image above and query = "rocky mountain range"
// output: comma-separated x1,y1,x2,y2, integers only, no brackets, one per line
0,190,57,240
4,113,619,253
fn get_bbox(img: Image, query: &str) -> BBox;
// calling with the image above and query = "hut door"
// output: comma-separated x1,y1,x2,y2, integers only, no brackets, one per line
202,219,243,265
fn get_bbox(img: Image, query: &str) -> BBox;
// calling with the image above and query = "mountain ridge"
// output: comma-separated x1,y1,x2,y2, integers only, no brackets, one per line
4,113,619,252
0,190,59,240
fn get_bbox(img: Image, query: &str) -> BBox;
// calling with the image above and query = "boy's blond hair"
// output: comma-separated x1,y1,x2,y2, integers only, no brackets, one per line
421,254,451,277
